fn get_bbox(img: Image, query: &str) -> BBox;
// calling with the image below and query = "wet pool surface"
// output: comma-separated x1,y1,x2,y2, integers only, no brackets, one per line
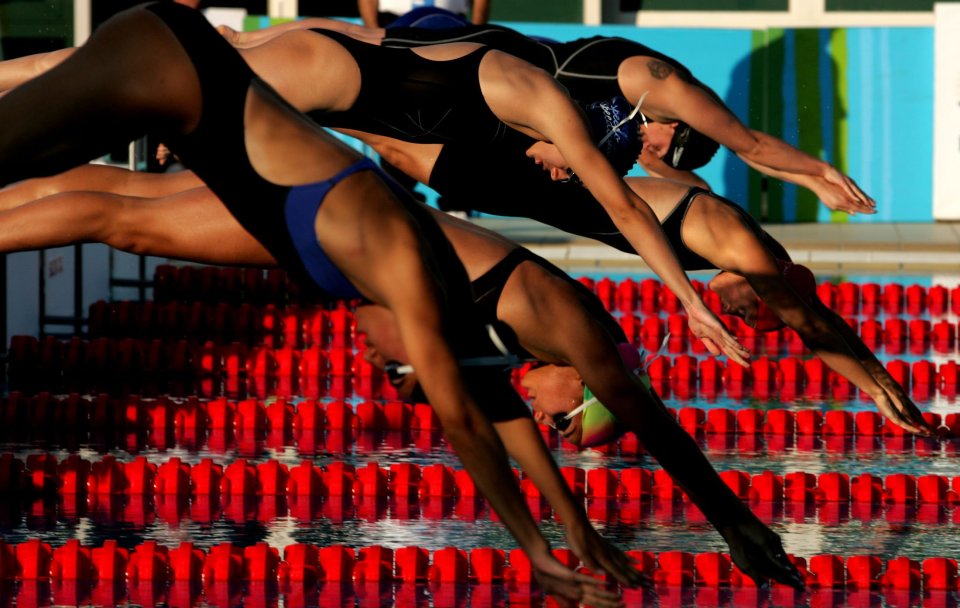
1,270,959,606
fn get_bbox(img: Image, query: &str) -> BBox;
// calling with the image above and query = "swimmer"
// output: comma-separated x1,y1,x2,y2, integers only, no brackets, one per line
353,210,805,589
0,139,926,435
0,22,750,368
0,5,632,604
213,14,873,213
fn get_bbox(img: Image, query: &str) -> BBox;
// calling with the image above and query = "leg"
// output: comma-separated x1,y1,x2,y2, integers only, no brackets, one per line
0,8,202,185
0,164,203,212
0,47,76,93
0,187,274,266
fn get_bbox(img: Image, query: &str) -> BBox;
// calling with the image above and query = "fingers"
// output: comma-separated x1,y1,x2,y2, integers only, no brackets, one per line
700,336,721,356
595,549,650,589
877,400,931,436
762,547,806,590
716,332,750,367
581,585,626,608
895,399,934,433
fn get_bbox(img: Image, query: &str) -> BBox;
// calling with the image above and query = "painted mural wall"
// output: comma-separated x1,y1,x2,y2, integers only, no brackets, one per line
513,23,934,224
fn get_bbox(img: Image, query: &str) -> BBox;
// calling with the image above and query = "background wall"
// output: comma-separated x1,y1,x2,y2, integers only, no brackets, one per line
507,23,934,224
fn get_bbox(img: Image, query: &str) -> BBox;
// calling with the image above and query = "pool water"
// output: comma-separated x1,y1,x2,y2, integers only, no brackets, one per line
0,268,959,606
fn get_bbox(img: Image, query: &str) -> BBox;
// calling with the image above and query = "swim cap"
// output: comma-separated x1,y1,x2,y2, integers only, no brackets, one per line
577,342,639,448
750,262,818,332
664,123,719,170
582,97,643,177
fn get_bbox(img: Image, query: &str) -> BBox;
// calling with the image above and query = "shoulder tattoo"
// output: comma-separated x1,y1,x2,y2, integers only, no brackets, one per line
647,59,674,80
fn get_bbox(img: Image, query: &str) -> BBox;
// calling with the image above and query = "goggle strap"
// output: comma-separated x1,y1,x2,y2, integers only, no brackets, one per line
562,394,600,422
596,90,649,149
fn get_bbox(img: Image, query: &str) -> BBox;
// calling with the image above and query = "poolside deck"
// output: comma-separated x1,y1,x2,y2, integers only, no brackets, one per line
474,218,960,274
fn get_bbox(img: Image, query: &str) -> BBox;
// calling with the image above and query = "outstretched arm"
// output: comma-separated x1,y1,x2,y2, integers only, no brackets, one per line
650,73,874,215
637,147,710,190
713,226,931,435
495,417,648,589
529,291,802,589
472,0,491,24
352,225,618,607
358,0,382,28
491,58,749,366
739,155,872,217
811,298,930,433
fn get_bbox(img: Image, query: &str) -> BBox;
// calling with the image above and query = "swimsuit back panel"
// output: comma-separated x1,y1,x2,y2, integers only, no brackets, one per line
309,29,508,144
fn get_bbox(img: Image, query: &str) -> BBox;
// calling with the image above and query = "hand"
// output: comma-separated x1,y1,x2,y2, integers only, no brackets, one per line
820,166,876,215
685,300,750,367
529,550,625,608
566,523,651,589
216,24,241,46
872,382,934,436
719,519,804,590
155,143,172,166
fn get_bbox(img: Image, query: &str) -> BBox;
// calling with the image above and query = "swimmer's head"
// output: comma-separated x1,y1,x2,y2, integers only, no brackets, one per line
522,343,637,448
708,261,817,331
355,305,421,399
581,97,643,177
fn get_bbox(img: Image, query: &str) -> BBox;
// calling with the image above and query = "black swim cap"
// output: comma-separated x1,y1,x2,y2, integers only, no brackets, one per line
664,122,719,170
581,97,643,177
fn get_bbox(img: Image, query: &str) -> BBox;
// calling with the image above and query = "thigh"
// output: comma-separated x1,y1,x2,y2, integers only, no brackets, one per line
129,187,276,266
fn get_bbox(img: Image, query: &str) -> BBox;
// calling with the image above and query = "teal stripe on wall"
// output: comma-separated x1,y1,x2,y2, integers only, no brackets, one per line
781,29,799,222
748,29,786,221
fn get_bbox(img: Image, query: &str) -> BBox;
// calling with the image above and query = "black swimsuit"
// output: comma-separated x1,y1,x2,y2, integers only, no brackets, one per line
147,3,389,300
308,29,509,144
382,25,704,103
430,139,779,270
471,248,628,359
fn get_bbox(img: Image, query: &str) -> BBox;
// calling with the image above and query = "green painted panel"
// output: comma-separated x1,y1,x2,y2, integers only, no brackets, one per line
0,0,72,58
490,0,581,23
827,0,960,10
748,28,785,222
626,0,786,9
794,29,822,222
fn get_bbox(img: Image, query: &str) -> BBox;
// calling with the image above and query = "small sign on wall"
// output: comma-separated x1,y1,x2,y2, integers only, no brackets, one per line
933,2,960,220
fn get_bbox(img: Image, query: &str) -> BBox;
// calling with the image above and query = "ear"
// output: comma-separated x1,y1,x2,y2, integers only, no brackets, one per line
532,410,547,424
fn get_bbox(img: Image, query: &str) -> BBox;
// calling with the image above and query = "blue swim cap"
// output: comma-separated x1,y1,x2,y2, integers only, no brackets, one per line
581,96,643,177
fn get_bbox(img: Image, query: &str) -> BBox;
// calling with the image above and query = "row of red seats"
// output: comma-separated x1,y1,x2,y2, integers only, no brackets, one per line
580,276,960,318
4,388,958,441
5,538,960,593
4,453,960,507
150,263,960,320
5,483,957,533
6,336,406,400
5,413,949,467
622,313,960,357
152,265,300,305
88,300,359,349
7,572,960,608
2,390,958,450
10,334,960,403
645,355,960,397
85,297,960,358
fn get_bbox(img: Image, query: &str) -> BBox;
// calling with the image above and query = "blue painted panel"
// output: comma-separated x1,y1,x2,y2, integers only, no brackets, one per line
841,28,932,222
